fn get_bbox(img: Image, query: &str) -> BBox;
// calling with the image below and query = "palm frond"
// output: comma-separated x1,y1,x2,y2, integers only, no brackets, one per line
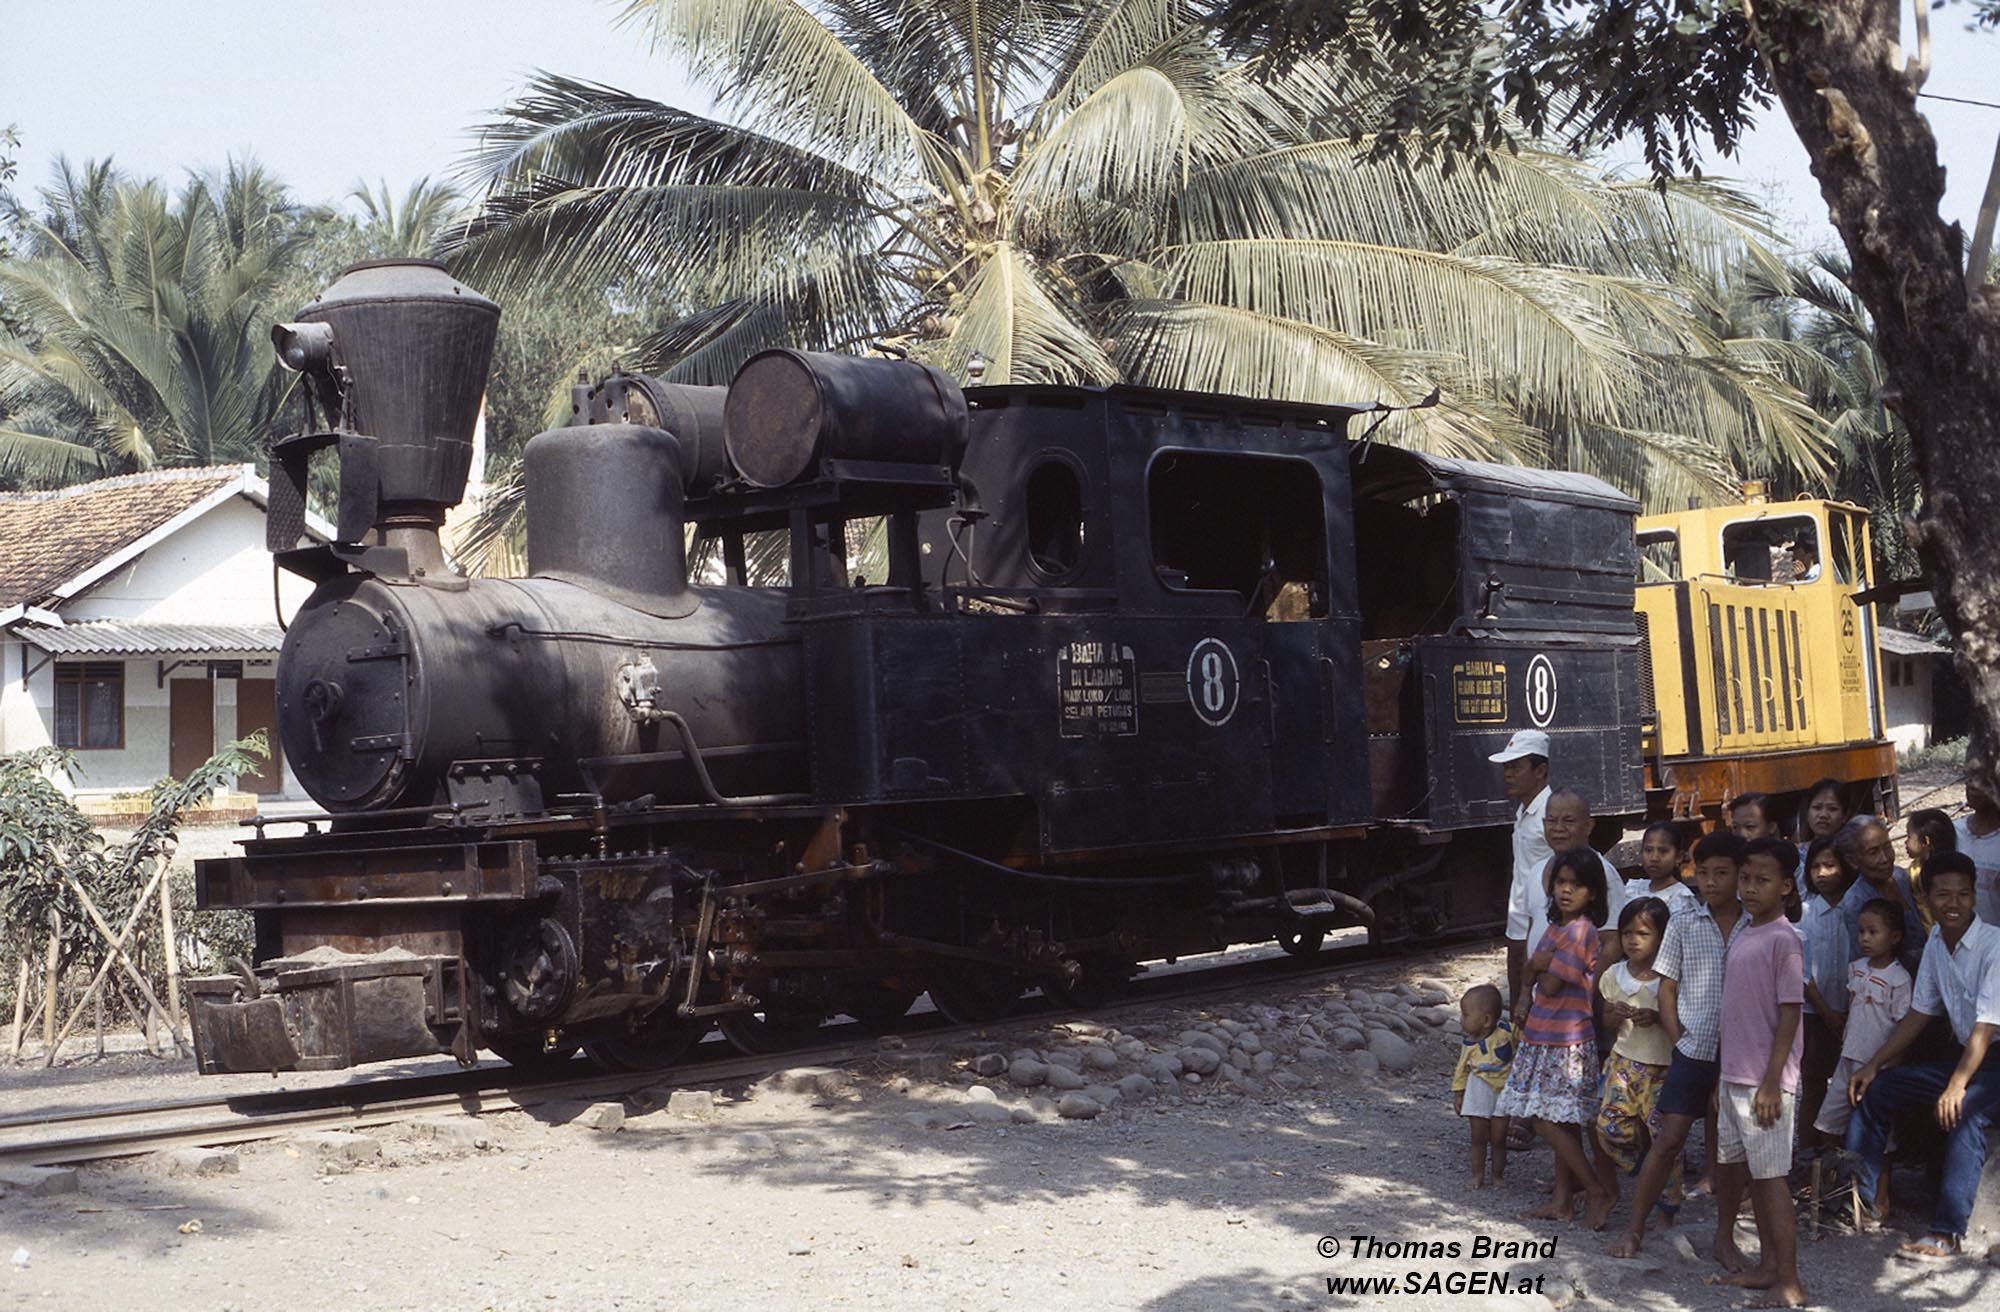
614,0,945,177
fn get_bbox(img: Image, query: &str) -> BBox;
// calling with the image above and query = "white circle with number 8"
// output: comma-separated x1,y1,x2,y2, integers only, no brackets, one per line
1526,653,1559,727
1185,637,1240,727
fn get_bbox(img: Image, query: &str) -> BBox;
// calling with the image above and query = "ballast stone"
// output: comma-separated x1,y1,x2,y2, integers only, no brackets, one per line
292,1132,381,1162
0,1166,77,1196
666,1090,715,1120
1007,1059,1050,1088
1368,1030,1417,1073
165,1148,239,1177
1056,1094,1103,1120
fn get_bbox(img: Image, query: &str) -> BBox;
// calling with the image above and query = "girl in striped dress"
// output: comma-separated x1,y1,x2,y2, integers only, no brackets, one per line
1500,846,1613,1226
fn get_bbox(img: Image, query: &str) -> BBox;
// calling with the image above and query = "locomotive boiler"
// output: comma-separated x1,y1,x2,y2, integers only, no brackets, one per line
186,259,1890,1076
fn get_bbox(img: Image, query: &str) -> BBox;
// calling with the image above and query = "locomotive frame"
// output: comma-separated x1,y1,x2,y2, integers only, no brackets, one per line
186,261,1896,1075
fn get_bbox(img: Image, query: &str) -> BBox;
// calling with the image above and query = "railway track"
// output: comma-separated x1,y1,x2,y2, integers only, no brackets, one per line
0,932,1490,1169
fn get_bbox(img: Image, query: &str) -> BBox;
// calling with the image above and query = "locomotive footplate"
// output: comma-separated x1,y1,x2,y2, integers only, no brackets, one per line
188,950,466,1074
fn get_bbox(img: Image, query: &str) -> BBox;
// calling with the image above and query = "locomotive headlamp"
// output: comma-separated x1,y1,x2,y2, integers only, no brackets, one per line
271,321,336,375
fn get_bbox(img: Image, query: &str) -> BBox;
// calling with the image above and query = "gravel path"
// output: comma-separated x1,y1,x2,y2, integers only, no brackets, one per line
3,940,1994,1311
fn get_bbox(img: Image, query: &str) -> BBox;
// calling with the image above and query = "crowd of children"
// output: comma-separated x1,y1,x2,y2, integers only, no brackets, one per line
1453,768,2000,1310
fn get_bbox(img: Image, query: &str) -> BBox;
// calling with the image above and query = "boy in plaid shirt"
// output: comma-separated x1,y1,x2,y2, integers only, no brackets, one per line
1608,831,1748,1260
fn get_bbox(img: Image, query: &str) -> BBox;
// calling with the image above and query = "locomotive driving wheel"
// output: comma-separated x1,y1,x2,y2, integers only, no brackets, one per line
841,983,922,1034
925,969,1027,1025
583,1009,711,1071
1040,956,1129,1009
486,1035,582,1075
717,1006,826,1055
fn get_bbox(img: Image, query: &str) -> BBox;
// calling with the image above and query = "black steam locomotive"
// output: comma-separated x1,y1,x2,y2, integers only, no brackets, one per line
188,260,1644,1074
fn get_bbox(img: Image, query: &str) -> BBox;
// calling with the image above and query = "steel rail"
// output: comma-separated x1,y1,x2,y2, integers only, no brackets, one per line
0,933,1488,1169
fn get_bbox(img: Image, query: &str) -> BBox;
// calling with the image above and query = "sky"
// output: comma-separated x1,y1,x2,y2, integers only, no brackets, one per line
2,0,1997,249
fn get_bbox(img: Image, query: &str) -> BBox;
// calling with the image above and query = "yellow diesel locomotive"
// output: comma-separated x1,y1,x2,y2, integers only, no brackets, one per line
1635,491,1896,824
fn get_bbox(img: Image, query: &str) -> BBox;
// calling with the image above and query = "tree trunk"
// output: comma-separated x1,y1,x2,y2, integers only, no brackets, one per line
1748,1,2000,782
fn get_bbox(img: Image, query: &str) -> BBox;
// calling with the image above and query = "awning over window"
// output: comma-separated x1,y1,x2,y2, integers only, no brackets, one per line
11,621,284,655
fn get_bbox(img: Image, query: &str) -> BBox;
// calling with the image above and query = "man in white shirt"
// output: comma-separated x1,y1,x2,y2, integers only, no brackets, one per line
1493,728,1552,1006
1844,855,2000,1258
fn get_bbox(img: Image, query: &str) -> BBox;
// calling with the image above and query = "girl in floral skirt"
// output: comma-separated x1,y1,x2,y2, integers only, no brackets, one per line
1591,897,1679,1229
1499,846,1613,1226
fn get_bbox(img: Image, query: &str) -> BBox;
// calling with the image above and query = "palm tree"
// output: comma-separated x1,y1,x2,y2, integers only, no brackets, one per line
349,177,467,259
450,0,1830,511
0,158,319,486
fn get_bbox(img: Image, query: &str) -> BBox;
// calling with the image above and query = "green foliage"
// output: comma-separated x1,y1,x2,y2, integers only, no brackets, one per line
0,123,18,262
451,0,1831,517
0,159,326,487
1899,734,1967,773
0,737,268,1012
1207,2,2000,178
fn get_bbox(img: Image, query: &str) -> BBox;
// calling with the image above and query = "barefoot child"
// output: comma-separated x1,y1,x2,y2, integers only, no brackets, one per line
1813,899,1911,1213
1592,897,1677,1228
1452,984,1516,1189
1711,836,1807,1308
1607,831,1747,1260
1625,822,1698,919
1499,848,1614,1227
1798,836,1856,1150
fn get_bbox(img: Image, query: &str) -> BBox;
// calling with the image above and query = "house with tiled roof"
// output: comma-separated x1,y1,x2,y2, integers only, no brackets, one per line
0,464,328,799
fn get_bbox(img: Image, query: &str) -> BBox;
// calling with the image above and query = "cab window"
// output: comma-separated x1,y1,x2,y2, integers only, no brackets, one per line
1148,451,1326,619
1637,530,1680,582
1722,514,1818,584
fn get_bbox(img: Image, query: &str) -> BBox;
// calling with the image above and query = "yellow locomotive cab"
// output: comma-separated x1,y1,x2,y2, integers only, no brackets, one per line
1635,495,1894,819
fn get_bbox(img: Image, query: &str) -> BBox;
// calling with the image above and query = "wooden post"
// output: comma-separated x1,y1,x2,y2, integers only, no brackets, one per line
45,861,179,1064
40,912,60,1055
92,987,104,1059
157,862,184,1044
7,956,28,1061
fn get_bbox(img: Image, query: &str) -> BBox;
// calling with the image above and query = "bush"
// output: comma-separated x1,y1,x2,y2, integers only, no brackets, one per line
0,737,268,1046
1898,735,1968,772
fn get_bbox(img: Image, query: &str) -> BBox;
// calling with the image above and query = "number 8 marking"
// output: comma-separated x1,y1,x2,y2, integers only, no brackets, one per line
1187,638,1239,727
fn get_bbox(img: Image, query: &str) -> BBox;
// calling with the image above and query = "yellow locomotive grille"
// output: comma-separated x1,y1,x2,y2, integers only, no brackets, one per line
1708,600,1815,750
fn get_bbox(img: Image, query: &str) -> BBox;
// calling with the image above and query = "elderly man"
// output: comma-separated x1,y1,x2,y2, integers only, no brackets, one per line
1493,728,1554,1007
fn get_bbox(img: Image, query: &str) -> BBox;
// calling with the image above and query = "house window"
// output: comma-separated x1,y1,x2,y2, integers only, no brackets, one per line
54,662,124,749
1888,661,1902,688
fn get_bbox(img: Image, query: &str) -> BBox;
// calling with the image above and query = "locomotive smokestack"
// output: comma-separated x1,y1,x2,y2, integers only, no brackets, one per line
276,259,499,575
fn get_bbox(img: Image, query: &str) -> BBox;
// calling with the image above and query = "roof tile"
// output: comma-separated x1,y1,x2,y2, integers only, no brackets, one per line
0,466,249,606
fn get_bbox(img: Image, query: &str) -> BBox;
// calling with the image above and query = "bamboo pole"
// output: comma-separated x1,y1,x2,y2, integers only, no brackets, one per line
7,956,29,1061
41,912,60,1054
92,987,104,1059
12,993,44,1064
157,864,184,1044
45,861,177,1065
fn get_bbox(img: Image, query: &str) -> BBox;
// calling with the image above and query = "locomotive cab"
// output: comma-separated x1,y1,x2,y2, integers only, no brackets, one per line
1348,447,1647,836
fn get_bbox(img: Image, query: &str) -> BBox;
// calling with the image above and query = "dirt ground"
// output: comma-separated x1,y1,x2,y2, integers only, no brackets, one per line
3,936,1996,1312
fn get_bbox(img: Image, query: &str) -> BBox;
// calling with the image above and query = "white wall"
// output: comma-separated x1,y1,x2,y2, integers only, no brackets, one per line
6,492,305,798
1883,655,1935,754
63,496,316,623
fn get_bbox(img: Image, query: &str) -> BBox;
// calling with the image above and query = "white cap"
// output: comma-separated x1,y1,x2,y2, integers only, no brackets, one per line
1487,728,1550,763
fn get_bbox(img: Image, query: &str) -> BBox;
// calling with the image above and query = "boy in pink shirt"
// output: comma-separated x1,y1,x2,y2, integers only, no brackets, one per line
1713,837,1806,1308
